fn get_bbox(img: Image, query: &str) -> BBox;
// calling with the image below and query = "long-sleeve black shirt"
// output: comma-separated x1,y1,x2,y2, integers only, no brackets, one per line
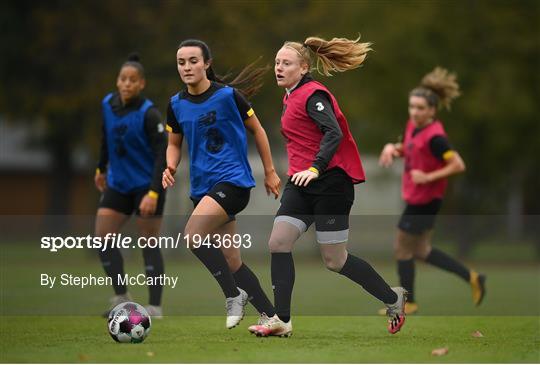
288,74,343,173
97,93,167,194
410,126,453,161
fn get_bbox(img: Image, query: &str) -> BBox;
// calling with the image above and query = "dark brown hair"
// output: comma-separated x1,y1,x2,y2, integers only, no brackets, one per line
177,39,269,99
121,52,145,78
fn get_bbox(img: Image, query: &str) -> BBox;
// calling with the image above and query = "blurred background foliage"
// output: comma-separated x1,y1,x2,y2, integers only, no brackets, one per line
1,0,538,219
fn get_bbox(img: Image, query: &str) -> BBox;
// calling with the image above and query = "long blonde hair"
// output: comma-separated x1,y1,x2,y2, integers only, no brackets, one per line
283,35,372,76
411,67,461,110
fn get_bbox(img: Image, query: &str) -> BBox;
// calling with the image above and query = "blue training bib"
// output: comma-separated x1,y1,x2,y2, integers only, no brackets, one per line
102,93,154,193
169,86,255,198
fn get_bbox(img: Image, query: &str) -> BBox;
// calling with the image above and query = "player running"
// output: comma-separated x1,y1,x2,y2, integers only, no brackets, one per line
248,36,407,337
162,39,280,329
95,53,167,318
377,67,486,315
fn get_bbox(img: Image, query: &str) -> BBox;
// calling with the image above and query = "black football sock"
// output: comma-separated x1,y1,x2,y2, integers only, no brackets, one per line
339,254,398,304
233,263,275,316
98,247,127,295
191,246,239,298
142,247,164,306
398,259,415,303
425,248,470,282
271,252,294,322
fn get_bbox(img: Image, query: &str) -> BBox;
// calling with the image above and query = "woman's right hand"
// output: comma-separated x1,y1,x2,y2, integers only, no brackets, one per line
264,169,281,199
162,166,176,189
94,171,107,192
379,143,398,168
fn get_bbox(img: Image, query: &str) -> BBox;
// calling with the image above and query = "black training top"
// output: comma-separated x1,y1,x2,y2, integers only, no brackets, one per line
411,127,452,161
166,82,253,134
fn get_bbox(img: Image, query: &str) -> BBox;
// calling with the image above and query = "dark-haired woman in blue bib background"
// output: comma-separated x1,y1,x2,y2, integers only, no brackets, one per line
94,54,167,319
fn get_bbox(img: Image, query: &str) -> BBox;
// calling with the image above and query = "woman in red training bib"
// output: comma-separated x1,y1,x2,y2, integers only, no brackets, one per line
249,36,407,337
378,67,486,315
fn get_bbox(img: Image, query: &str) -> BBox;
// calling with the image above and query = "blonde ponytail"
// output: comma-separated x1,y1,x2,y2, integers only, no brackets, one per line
282,35,372,76
411,67,461,110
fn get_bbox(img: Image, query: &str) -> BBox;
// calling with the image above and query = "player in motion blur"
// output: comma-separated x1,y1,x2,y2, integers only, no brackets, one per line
162,39,281,329
95,54,167,319
378,67,486,315
248,35,407,337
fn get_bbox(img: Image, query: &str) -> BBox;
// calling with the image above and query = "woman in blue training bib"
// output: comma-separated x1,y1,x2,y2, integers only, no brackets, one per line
95,54,167,319
162,39,281,329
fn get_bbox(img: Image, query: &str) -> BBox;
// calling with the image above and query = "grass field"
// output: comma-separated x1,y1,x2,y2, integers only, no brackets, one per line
1,243,539,362
1,316,538,363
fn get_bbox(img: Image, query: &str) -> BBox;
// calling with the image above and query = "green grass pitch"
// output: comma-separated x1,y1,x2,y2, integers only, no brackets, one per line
1,243,539,363
1,316,538,363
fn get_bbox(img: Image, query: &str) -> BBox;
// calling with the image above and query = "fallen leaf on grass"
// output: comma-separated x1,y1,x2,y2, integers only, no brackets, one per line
78,354,89,362
431,347,449,356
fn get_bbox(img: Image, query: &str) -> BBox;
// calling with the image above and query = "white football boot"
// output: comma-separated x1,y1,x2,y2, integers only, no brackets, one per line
225,288,248,329
249,315,292,337
145,305,163,319
103,293,132,317
385,287,407,334
248,312,272,334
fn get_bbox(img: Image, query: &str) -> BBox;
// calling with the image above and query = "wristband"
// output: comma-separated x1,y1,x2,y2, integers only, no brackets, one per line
148,190,159,199
308,167,319,176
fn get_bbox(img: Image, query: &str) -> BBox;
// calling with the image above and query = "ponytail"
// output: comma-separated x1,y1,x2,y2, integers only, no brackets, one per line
410,67,461,110
121,52,145,78
178,39,268,99
218,59,270,99
283,35,372,76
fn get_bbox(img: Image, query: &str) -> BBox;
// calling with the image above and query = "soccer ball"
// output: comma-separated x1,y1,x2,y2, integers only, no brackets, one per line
107,302,151,343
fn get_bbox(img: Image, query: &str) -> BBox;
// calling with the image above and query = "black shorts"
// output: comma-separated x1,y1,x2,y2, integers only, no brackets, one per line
398,199,442,234
275,168,354,243
191,182,251,219
99,187,166,216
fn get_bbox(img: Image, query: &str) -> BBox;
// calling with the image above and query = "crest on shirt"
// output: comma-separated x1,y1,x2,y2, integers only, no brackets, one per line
197,111,217,127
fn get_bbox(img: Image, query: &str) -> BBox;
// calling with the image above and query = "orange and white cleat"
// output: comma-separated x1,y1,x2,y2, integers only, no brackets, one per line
248,314,292,337
385,287,407,334
248,313,272,334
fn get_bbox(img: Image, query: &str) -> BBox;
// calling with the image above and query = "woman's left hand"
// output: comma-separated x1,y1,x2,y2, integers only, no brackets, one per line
411,169,432,185
291,169,319,187
139,193,158,217
264,170,282,199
